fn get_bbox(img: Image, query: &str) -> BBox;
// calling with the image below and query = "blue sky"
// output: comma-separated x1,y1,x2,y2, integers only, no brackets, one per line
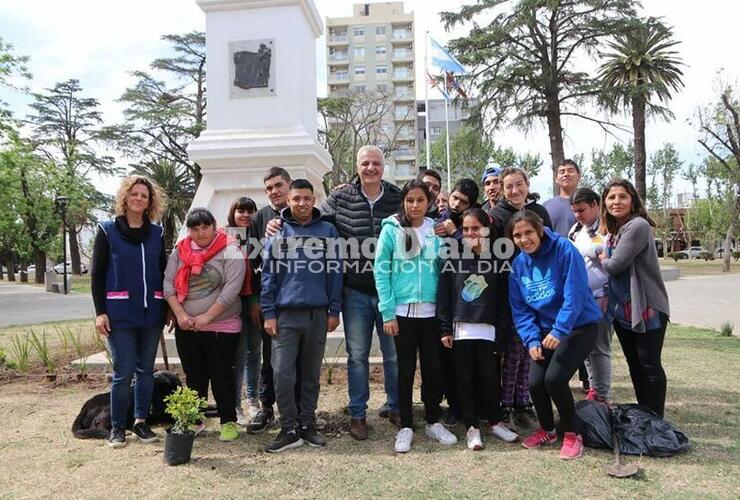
1,0,737,198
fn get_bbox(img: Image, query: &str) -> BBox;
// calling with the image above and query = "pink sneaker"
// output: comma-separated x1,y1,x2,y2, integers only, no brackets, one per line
522,428,557,449
559,432,583,459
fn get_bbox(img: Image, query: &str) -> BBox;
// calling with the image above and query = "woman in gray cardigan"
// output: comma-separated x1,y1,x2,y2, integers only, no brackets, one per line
599,179,670,416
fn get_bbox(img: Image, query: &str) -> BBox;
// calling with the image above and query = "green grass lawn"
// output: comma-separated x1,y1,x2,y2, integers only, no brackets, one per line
0,323,737,498
660,257,740,276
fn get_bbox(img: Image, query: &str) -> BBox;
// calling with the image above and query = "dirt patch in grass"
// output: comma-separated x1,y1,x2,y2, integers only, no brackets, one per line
0,324,738,498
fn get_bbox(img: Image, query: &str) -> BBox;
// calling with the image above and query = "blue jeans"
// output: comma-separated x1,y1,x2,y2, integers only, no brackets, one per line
342,287,398,418
234,302,262,405
107,325,162,429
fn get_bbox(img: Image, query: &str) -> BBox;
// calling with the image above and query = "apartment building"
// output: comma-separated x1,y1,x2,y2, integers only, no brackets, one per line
416,98,474,167
326,2,417,182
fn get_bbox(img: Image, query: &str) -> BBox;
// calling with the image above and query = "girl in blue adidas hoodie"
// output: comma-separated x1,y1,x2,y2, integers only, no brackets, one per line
508,210,601,460
374,179,456,453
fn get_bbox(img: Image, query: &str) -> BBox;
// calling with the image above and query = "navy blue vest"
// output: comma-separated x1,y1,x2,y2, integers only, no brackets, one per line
100,219,165,329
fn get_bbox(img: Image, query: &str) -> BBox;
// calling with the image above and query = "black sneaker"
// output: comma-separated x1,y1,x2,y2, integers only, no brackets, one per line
300,425,327,448
247,407,275,434
378,403,391,418
442,409,460,428
132,422,158,443
265,428,304,453
108,427,126,448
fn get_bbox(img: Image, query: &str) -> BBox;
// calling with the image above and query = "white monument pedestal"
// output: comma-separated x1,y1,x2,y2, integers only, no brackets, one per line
188,0,332,218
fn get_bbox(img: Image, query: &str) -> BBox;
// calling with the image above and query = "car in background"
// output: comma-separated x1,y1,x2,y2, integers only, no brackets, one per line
53,262,88,274
688,246,706,259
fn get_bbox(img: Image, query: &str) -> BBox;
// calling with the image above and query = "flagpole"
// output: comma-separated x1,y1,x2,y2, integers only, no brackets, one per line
444,96,451,190
424,31,431,170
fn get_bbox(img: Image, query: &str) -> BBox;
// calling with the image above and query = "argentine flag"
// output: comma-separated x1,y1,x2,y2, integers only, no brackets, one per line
429,37,467,75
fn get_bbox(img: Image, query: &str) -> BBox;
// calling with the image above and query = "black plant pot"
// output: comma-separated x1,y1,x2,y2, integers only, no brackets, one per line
164,429,195,466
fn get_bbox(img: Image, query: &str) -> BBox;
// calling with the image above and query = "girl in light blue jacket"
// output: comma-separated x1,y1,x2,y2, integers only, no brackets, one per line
374,179,456,453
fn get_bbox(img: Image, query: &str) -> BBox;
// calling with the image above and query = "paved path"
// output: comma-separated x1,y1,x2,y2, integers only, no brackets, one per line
664,273,740,332
0,281,93,328
1,273,737,333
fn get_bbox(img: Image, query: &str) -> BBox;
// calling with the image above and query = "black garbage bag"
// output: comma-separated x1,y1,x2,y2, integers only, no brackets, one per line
575,399,612,449
612,404,690,457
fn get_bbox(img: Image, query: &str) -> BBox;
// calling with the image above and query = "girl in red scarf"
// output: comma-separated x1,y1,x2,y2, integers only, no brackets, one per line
164,208,246,442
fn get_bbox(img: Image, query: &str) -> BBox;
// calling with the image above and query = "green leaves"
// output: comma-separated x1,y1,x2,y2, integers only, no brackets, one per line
164,386,208,435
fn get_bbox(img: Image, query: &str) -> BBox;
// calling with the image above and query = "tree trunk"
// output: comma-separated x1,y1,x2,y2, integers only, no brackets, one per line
68,224,82,275
632,95,647,201
34,249,46,284
546,102,565,198
723,184,739,272
6,254,16,282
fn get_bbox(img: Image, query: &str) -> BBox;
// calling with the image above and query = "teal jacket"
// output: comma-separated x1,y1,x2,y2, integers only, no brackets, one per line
374,215,443,322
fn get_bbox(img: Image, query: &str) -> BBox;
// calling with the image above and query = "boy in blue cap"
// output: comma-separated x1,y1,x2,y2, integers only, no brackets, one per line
481,163,503,214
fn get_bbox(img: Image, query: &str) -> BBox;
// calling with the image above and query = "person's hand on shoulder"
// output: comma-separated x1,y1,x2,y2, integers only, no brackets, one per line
265,217,283,238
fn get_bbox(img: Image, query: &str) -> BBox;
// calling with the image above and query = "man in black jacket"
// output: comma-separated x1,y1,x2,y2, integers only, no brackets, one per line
320,145,401,440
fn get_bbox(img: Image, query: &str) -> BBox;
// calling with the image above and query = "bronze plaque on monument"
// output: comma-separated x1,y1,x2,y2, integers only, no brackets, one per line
229,39,276,98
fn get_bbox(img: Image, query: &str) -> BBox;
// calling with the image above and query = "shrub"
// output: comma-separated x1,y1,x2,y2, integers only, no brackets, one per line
164,386,208,434
719,322,734,337
701,251,714,261
28,330,55,375
9,334,31,373
668,252,687,261
733,251,740,261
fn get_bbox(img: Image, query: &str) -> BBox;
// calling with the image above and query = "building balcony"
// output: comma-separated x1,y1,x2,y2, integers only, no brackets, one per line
391,30,413,42
395,164,418,180
328,73,350,84
394,91,415,101
392,71,413,82
392,50,414,62
328,53,349,64
328,34,349,45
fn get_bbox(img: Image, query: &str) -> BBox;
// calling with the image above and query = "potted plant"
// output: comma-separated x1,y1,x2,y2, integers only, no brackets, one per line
163,386,208,466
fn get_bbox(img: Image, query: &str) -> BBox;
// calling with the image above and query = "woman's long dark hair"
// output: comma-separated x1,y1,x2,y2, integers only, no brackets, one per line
397,179,432,252
600,178,654,235
507,209,545,240
227,196,257,227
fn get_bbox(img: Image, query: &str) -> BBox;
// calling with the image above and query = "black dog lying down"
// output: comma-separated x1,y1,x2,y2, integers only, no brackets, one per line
72,371,182,439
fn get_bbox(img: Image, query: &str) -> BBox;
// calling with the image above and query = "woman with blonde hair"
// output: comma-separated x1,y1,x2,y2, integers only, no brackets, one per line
91,175,168,448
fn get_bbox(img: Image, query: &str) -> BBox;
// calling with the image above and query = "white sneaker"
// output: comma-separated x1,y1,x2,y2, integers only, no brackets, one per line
236,406,249,426
395,427,414,453
490,422,519,443
247,398,261,419
466,426,484,450
425,422,458,445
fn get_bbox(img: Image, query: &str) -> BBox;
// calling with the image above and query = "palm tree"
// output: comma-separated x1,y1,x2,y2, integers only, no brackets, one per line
598,17,685,201
131,158,195,251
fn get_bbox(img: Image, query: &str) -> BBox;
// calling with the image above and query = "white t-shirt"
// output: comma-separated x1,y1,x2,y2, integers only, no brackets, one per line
569,221,608,298
453,322,496,342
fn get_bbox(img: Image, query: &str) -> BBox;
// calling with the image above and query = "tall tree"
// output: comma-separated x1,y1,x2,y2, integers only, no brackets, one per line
317,90,413,191
27,79,118,275
582,142,634,193
103,32,206,185
131,158,195,251
441,0,636,195
646,143,682,253
0,136,63,283
0,36,31,135
681,162,700,203
598,17,685,201
697,85,740,272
